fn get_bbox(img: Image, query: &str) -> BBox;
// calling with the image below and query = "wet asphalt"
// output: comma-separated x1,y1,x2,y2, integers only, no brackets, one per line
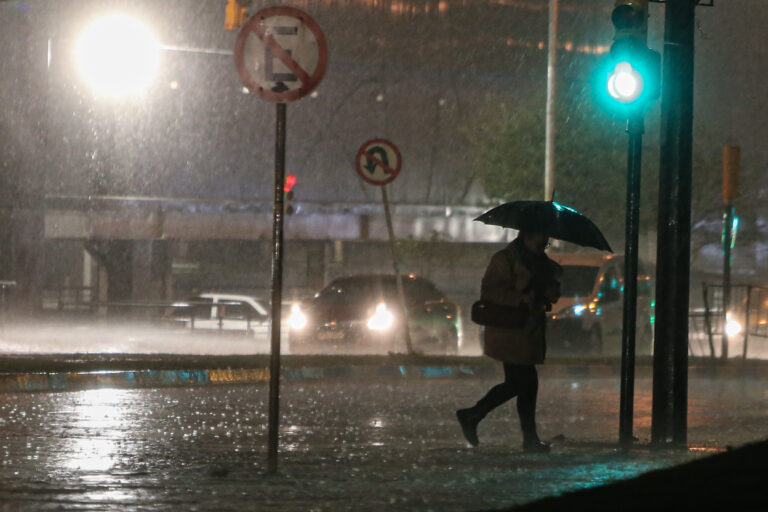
0,371,765,511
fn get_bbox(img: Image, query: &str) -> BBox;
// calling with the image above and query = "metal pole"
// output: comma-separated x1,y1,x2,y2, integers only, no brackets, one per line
267,102,287,474
619,114,644,447
743,285,751,359
381,185,414,355
721,204,733,360
702,283,716,358
544,0,558,202
651,0,696,448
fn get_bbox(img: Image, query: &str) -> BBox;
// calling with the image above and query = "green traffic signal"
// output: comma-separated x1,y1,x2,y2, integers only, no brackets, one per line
607,61,643,103
605,48,660,107
594,0,660,113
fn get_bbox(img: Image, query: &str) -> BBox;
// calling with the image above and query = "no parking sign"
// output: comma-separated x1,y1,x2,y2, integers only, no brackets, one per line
235,6,328,102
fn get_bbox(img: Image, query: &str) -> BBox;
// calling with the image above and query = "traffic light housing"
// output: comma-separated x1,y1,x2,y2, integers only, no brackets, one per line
225,0,248,30
283,174,297,215
723,146,740,205
599,0,661,111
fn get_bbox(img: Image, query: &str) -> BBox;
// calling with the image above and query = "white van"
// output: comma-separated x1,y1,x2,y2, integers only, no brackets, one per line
547,253,654,355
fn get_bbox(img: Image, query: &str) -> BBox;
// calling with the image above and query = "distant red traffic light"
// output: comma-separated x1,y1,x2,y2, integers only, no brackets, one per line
284,174,297,192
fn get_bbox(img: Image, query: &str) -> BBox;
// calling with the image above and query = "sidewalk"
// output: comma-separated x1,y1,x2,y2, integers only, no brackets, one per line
507,439,767,511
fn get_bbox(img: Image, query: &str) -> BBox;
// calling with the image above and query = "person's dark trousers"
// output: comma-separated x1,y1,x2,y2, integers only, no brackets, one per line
473,363,538,434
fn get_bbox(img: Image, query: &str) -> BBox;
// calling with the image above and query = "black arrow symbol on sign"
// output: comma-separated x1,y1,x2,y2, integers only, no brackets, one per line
363,146,390,175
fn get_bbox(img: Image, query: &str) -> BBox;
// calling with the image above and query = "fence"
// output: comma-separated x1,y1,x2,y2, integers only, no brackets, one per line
696,283,768,359
36,289,272,337
42,286,96,312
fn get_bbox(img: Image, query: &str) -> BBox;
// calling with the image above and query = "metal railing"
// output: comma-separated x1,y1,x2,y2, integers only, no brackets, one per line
36,283,274,335
698,283,768,359
163,300,269,334
78,300,269,334
42,286,96,312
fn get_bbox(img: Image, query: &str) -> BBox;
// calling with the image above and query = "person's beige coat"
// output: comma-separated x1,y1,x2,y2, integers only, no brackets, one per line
481,242,562,364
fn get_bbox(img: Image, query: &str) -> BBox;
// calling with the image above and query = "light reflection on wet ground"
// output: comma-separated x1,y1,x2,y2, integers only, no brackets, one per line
0,374,765,510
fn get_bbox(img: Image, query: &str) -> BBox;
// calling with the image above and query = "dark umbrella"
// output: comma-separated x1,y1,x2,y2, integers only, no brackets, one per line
475,200,613,252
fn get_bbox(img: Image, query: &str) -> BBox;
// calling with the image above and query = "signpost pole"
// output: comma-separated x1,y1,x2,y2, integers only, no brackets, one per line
234,5,327,475
267,102,287,474
381,185,415,355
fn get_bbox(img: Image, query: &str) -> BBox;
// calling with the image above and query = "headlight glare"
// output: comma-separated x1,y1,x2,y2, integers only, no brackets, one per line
288,304,307,330
367,303,394,331
725,312,742,337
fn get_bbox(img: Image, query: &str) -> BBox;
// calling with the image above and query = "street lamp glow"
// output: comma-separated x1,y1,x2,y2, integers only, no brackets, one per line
725,319,742,337
607,61,643,103
725,312,742,338
76,15,159,97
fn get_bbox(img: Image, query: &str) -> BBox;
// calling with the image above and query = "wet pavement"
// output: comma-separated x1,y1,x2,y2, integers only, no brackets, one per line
0,370,766,511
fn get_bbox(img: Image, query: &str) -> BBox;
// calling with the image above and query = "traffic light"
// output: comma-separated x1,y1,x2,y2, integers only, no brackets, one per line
283,174,297,215
600,0,661,110
225,0,248,30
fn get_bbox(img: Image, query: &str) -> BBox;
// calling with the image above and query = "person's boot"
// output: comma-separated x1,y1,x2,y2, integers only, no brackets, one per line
456,408,481,447
522,432,550,453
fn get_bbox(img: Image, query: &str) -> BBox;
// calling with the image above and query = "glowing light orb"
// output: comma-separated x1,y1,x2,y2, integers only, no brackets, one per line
76,15,159,97
725,319,742,337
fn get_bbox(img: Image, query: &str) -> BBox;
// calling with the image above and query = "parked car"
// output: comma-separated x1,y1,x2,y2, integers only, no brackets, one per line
547,253,654,355
288,274,462,353
165,293,270,337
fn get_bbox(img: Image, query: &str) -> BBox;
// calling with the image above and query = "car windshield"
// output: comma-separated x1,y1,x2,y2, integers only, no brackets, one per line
559,266,600,298
169,296,213,318
218,300,267,321
316,277,443,304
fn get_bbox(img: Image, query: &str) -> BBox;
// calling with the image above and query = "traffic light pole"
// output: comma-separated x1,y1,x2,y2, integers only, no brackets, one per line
721,145,740,360
544,0,558,202
721,203,733,360
619,113,644,447
267,102,287,474
652,0,696,448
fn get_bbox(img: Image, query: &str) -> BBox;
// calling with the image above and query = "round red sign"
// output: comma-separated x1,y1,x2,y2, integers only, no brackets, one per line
355,139,402,186
234,6,328,102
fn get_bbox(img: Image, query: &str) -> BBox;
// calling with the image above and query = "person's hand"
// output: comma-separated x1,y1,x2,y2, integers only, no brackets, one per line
544,282,560,304
523,292,547,312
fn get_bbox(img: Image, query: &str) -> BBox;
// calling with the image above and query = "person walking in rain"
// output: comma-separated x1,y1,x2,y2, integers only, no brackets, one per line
457,230,562,453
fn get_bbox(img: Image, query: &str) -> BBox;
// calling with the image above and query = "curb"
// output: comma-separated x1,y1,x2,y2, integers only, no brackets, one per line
0,357,765,393
0,364,501,393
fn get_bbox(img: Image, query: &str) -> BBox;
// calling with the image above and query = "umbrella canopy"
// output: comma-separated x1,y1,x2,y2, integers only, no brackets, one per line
475,200,613,252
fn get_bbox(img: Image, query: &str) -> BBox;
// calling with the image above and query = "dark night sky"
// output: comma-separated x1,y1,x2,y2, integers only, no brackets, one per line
0,0,765,212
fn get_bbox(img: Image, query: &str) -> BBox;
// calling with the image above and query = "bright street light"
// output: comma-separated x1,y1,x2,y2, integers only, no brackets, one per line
76,15,159,97
725,312,742,338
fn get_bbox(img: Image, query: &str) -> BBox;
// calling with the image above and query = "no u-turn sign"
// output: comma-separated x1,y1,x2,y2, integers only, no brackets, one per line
355,138,402,186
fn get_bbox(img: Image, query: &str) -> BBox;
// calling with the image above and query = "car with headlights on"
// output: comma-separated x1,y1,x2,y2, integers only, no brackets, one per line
547,253,654,355
288,274,462,354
